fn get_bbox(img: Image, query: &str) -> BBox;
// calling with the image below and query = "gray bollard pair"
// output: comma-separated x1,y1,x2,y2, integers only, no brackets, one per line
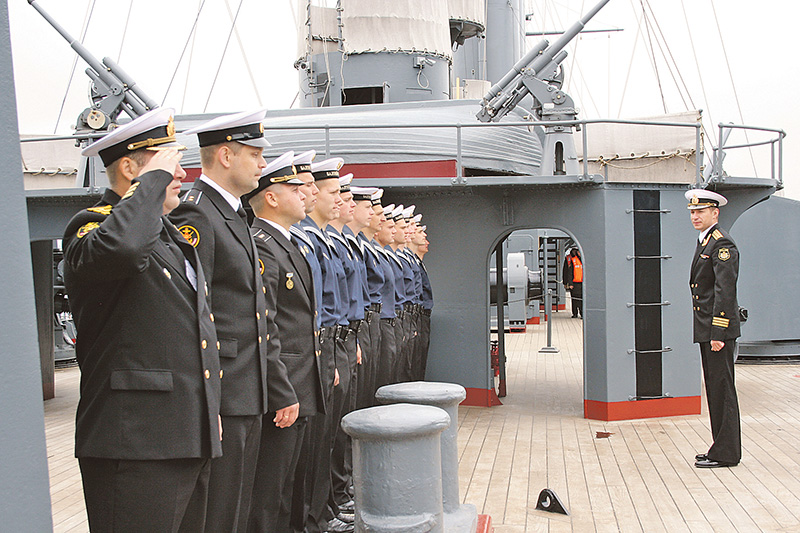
341,382,478,533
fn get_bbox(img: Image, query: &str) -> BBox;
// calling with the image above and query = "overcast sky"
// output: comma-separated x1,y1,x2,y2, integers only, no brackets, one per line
8,0,799,199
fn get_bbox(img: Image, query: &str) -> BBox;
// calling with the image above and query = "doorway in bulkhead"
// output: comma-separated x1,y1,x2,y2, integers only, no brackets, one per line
488,228,584,417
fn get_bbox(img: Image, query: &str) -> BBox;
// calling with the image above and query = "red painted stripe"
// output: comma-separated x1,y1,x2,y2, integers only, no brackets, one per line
527,317,540,324
182,167,202,182
342,160,457,179
461,387,503,407
477,514,493,533
584,396,701,421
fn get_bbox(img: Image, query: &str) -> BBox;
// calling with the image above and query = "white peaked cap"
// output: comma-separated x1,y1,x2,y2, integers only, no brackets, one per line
310,157,344,173
81,107,183,165
339,173,354,188
293,149,316,167
183,108,270,148
262,151,294,177
685,188,728,209
351,186,378,201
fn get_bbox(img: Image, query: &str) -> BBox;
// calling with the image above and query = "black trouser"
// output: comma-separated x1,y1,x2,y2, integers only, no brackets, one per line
80,457,210,533
365,311,383,406
699,340,742,464
414,311,431,381
355,310,374,410
329,328,359,517
376,317,397,393
305,327,341,533
205,414,263,533
248,416,308,532
570,282,583,317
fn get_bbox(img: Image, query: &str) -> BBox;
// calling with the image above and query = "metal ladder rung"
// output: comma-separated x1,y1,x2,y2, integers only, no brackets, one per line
626,301,671,307
627,347,672,354
626,255,672,260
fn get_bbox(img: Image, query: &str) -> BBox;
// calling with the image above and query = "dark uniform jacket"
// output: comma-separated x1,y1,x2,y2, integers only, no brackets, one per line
64,171,222,460
252,219,325,417
170,178,269,416
690,223,741,343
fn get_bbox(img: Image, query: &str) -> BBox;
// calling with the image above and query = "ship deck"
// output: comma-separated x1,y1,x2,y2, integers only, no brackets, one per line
46,306,800,532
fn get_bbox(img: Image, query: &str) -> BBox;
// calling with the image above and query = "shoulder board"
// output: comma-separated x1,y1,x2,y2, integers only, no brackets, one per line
252,228,272,242
712,229,723,240
87,204,113,216
181,188,203,205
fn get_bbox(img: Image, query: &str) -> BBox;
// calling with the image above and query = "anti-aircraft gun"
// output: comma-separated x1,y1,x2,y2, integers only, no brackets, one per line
477,0,611,175
28,0,159,132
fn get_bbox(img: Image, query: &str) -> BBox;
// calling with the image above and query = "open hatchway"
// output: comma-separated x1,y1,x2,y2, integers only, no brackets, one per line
489,228,585,413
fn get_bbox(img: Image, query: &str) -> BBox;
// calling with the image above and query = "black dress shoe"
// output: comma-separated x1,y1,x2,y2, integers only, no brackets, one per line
695,458,738,468
695,453,708,461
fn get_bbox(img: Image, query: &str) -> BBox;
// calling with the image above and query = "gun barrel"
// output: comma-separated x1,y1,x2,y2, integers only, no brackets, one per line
482,39,549,103
528,0,611,75
102,57,159,112
28,0,109,82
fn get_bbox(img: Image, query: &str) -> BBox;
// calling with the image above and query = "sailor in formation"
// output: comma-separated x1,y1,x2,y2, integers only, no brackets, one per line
66,109,434,533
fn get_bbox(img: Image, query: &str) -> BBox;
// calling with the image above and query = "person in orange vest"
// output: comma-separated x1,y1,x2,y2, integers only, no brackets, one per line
562,248,583,318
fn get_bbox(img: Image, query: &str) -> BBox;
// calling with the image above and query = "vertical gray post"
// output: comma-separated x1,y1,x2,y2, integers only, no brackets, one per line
376,382,478,533
341,403,450,532
0,0,55,529
494,241,507,396
540,235,559,353
32,240,55,400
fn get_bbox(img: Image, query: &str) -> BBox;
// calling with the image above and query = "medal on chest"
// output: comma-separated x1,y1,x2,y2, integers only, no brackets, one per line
286,272,294,290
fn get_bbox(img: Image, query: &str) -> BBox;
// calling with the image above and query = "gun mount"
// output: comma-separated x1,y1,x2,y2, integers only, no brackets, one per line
28,0,158,133
476,0,610,175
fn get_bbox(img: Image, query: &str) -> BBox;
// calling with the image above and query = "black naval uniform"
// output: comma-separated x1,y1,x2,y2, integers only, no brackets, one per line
690,223,742,465
64,172,222,532
249,219,325,533
170,178,271,532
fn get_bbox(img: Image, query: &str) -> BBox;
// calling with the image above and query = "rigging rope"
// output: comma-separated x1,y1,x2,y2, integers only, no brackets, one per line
54,0,97,134
639,0,667,113
616,1,645,118
204,0,245,112
708,0,757,176
162,0,208,107
223,0,262,107
642,0,693,111
679,0,716,146
116,0,134,64
180,0,203,114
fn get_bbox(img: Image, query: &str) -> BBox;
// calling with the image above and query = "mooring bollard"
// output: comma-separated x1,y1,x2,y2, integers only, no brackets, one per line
341,403,450,532
375,382,478,533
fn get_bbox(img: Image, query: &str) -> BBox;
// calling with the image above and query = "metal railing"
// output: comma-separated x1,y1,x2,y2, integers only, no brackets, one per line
707,123,786,187
20,117,784,193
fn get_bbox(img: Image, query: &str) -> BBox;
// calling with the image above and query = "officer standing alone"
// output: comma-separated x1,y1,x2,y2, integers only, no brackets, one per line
686,188,742,468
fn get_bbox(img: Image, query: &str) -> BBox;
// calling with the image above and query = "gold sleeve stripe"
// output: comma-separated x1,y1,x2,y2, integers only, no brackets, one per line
712,317,730,328
87,205,113,215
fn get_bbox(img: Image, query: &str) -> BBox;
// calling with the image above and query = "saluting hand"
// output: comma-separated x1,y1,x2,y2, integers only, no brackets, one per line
139,147,184,177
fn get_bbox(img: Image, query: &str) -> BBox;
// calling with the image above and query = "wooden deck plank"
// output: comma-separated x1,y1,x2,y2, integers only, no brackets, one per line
45,303,800,532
